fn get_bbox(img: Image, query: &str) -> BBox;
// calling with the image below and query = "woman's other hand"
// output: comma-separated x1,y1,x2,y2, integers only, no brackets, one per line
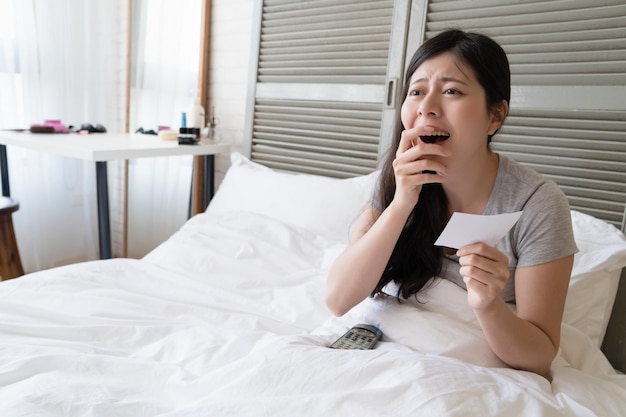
457,242,510,310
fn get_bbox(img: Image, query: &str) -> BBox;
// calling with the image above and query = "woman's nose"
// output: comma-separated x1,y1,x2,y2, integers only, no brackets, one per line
418,94,439,116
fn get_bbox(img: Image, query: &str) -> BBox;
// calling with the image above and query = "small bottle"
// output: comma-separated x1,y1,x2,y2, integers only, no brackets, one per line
188,95,205,129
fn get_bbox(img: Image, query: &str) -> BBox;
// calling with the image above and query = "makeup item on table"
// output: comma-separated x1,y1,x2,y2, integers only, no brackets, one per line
158,130,178,141
177,127,199,145
30,120,68,133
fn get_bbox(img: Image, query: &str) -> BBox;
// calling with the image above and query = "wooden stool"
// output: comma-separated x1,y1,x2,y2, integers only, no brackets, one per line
0,196,24,280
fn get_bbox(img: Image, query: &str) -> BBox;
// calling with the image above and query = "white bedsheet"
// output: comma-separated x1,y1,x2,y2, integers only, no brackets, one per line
0,211,624,416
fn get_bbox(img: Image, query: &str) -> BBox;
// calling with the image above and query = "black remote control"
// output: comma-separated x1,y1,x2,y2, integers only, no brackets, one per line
329,324,383,350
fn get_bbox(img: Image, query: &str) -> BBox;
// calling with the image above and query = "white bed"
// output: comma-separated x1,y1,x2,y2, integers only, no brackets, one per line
1,152,625,416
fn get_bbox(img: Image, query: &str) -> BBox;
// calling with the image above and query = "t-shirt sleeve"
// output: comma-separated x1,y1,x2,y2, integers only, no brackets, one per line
513,180,578,268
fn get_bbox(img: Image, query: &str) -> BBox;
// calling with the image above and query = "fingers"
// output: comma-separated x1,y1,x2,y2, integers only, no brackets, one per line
396,129,415,155
396,127,451,159
458,244,509,285
394,128,450,180
392,127,451,213
457,243,510,309
457,242,509,263
393,158,448,181
392,153,447,208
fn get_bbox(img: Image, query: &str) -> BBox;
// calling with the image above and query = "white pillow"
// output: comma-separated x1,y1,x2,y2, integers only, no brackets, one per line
207,152,377,243
564,210,626,347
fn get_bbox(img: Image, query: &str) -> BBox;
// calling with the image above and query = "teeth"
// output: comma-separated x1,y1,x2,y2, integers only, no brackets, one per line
419,132,450,144
429,129,449,136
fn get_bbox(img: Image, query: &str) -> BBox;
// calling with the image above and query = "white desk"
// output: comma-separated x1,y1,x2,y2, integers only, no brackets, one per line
0,131,231,259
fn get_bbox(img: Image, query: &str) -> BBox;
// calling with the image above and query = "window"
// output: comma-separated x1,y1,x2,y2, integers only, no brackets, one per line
0,0,23,128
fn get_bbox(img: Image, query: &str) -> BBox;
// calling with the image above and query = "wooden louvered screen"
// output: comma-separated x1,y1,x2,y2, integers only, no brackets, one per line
252,99,381,177
423,0,626,230
425,0,626,86
492,110,626,229
257,0,394,85
246,0,407,178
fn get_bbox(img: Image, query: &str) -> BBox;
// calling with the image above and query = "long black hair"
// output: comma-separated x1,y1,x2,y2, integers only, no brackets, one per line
372,29,511,299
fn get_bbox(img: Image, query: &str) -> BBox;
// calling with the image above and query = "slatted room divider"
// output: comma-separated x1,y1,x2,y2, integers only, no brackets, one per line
246,0,408,177
246,0,626,230
423,0,626,229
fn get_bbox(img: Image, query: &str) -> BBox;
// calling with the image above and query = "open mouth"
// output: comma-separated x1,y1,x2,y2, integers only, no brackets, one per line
419,133,450,144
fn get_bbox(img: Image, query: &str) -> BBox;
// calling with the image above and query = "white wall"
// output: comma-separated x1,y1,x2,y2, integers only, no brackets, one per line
208,0,256,183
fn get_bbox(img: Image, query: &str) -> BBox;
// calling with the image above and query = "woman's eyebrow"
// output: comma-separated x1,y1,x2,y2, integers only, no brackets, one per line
411,76,469,85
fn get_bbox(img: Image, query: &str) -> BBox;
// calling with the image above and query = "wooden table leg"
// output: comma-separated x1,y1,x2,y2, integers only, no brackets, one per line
190,155,205,217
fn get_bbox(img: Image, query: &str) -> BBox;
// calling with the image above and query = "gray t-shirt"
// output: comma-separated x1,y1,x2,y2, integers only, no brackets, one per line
440,154,578,303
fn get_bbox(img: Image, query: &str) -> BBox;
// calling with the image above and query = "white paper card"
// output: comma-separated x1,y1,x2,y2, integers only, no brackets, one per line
434,211,523,249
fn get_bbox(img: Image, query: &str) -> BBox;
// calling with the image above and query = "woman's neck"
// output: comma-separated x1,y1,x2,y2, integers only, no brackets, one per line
444,151,499,215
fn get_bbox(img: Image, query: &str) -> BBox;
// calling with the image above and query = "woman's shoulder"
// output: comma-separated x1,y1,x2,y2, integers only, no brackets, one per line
498,154,566,195
490,154,567,212
498,154,547,186
494,155,576,268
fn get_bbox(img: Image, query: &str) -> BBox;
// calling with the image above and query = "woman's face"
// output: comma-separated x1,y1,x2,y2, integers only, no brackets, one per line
400,52,505,169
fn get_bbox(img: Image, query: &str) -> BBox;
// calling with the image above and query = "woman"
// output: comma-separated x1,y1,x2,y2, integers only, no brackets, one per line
325,29,577,378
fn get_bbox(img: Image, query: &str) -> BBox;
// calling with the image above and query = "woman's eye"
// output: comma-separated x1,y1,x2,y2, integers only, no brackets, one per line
409,89,422,96
444,88,460,95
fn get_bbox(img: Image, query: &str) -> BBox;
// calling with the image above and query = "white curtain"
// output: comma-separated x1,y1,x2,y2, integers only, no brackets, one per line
0,0,202,269
126,0,202,258
0,0,126,272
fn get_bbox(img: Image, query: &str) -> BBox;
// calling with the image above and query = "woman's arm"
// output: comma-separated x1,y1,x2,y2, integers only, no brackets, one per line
458,243,573,377
325,201,412,316
326,127,450,316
